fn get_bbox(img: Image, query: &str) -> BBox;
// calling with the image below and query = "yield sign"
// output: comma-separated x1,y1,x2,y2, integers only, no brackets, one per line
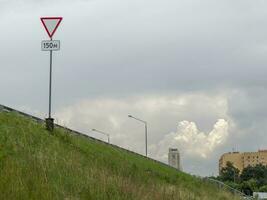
41,17,63,39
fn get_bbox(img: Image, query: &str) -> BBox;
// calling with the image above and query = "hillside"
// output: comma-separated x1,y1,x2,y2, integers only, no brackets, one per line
0,111,240,200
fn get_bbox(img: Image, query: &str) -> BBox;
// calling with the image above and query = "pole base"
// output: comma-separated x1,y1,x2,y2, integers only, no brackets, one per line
45,118,54,132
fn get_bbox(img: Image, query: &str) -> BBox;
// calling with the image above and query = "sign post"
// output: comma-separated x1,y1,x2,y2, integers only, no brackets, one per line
41,17,62,131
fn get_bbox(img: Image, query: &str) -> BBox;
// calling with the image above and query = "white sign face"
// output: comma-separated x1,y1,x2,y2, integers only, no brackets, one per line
41,40,60,51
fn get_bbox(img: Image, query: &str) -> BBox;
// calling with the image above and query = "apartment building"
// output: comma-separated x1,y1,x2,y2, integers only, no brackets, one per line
219,150,267,174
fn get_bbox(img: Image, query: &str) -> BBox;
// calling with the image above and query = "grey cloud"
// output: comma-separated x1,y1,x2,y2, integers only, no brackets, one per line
1,0,267,176
2,0,267,109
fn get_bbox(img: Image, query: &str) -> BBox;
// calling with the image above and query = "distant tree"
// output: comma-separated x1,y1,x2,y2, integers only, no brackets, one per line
259,185,267,192
224,181,241,190
217,163,267,194
220,161,240,183
240,164,267,187
240,179,257,196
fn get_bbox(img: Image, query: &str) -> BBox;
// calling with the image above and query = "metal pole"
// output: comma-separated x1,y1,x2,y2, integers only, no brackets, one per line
49,48,52,118
128,115,148,157
92,129,110,144
145,122,147,157
45,38,54,131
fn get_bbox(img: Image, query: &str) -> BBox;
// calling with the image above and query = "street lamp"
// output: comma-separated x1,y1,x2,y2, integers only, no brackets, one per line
128,114,148,157
92,128,110,143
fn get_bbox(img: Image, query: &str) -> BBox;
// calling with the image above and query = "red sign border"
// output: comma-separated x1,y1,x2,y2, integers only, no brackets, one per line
41,17,63,39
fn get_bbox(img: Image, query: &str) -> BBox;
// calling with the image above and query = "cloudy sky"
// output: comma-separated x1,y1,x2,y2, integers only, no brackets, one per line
1,0,267,176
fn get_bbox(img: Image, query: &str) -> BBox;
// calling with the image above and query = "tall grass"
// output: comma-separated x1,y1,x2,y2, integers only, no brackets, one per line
0,112,240,200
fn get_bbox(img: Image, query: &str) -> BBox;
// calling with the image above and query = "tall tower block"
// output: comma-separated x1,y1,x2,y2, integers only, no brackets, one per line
168,148,181,170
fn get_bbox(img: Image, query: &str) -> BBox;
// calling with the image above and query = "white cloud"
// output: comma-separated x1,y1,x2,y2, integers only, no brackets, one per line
150,119,229,164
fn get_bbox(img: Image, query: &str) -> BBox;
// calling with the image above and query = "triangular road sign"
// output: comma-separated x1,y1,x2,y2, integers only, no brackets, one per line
41,17,63,39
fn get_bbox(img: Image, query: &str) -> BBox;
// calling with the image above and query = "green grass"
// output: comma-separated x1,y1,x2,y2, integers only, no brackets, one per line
0,111,240,200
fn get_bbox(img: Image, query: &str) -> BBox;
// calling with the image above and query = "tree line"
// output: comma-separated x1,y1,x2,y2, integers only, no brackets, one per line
213,162,267,196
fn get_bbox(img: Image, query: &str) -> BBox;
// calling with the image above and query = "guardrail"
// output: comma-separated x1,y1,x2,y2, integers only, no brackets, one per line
203,178,254,199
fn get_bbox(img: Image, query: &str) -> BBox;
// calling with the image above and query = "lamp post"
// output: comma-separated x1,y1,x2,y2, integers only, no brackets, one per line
128,115,148,157
92,129,110,143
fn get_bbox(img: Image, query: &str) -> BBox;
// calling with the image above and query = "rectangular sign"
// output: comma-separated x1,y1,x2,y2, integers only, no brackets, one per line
41,40,60,51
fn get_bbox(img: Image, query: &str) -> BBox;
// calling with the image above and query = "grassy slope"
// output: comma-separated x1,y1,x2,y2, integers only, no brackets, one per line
0,112,239,200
